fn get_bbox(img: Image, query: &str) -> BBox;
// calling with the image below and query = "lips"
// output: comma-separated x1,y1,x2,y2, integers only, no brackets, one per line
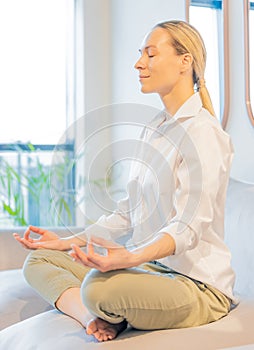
139,75,150,79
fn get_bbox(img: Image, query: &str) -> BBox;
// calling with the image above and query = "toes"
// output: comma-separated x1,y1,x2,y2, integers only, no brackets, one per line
94,328,115,342
94,330,104,342
86,319,98,335
86,317,126,342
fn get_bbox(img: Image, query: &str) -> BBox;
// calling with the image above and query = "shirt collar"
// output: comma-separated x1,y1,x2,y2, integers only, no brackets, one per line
164,92,203,122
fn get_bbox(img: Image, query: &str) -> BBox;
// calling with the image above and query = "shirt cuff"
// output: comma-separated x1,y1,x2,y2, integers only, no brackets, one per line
158,221,197,255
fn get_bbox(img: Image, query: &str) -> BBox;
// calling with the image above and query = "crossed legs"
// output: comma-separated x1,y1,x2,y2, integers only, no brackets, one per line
23,250,230,342
81,263,230,333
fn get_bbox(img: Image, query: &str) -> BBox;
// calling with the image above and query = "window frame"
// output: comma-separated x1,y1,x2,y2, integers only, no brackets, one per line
244,0,254,126
187,0,229,128
190,0,222,9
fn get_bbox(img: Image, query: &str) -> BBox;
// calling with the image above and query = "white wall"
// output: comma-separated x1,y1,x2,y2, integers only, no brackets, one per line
77,0,112,224
111,0,186,110
226,0,254,184
83,0,112,112
109,0,187,204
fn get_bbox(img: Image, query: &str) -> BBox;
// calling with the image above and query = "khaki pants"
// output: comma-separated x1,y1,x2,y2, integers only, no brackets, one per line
23,249,230,330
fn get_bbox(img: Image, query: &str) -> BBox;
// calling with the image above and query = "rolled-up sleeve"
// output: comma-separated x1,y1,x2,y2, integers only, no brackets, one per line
158,122,233,255
75,195,132,242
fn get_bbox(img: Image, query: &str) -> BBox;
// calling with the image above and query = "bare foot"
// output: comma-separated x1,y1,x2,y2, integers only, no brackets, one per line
86,317,127,342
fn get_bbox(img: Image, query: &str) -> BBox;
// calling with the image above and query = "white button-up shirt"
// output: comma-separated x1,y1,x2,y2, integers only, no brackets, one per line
79,93,236,303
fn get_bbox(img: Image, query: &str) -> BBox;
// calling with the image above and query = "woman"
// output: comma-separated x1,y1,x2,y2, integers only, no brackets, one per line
14,20,236,342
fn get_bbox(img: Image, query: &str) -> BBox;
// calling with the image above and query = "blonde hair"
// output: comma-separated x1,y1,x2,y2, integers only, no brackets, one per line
155,20,216,117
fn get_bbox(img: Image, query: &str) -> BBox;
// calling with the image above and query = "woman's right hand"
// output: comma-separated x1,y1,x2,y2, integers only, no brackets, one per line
13,225,70,251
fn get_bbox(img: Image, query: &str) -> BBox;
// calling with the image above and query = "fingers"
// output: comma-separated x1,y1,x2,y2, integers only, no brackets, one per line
13,227,33,243
23,227,30,240
13,233,27,249
70,244,97,268
13,233,42,250
70,243,115,272
28,225,45,235
23,227,34,241
13,233,33,249
13,233,20,241
23,225,43,241
70,244,84,256
87,241,95,255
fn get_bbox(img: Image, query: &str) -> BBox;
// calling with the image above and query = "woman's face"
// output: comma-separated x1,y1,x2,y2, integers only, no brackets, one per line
135,27,186,97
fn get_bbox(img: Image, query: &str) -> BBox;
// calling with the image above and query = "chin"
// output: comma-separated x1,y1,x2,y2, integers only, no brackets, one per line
141,86,154,94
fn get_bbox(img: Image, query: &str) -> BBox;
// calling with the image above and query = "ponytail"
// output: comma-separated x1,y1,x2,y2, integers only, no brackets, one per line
197,78,216,117
156,21,217,118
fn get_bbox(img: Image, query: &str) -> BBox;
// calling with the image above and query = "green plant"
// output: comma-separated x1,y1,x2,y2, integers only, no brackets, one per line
0,143,124,226
0,143,116,227
0,144,77,226
0,158,27,225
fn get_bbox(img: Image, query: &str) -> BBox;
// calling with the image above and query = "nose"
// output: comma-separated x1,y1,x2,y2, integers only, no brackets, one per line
134,56,146,70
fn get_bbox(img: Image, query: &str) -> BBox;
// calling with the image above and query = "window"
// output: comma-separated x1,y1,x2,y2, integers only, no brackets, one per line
0,0,70,144
191,0,221,8
189,0,223,121
0,0,78,227
249,1,254,121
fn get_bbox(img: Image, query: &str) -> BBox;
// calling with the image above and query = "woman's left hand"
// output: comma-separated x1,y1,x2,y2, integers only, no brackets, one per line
69,237,137,272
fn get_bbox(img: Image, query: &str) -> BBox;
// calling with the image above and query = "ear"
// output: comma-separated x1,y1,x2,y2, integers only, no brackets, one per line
180,53,193,73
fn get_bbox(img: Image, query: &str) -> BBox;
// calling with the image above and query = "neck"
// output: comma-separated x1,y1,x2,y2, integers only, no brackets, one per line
160,80,194,116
